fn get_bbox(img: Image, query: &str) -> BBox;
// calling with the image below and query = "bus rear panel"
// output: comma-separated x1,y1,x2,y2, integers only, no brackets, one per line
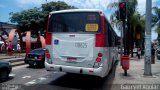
45,9,117,78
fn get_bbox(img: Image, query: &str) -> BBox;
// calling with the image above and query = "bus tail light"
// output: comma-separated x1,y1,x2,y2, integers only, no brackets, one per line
96,53,102,62
95,16,105,47
96,57,101,62
98,53,103,57
46,32,52,45
45,50,51,59
95,34,104,47
45,50,52,64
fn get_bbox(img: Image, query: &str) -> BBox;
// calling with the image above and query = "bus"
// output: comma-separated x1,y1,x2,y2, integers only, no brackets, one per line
45,9,118,78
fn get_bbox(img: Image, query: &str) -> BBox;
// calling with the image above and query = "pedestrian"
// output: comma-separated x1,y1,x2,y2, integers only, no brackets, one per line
16,42,21,57
7,41,13,56
151,44,155,64
137,47,141,59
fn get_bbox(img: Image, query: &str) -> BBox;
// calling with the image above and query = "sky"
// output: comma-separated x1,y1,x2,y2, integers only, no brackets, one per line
0,0,160,40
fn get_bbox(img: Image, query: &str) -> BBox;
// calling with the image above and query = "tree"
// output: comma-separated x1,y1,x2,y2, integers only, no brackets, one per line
153,7,160,21
10,7,42,32
153,7,160,43
40,1,76,34
10,1,76,33
108,0,141,55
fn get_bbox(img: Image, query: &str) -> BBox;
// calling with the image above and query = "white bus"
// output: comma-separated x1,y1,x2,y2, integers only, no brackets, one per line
45,9,118,78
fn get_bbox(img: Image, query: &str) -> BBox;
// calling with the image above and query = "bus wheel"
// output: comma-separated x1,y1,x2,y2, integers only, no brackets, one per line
109,60,114,74
0,70,9,81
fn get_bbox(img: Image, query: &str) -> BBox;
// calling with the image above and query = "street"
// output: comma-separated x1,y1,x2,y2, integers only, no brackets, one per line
1,55,160,90
1,62,118,90
1,0,160,90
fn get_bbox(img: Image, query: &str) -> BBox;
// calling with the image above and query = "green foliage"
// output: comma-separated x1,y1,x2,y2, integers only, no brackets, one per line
109,0,144,53
9,1,76,32
109,0,141,32
41,1,76,21
152,15,159,23
10,7,43,32
156,26,160,34
153,7,160,36
127,0,138,16
131,12,144,31
153,7,160,20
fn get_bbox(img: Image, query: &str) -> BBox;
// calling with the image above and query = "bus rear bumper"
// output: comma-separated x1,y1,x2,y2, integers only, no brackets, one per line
45,62,104,78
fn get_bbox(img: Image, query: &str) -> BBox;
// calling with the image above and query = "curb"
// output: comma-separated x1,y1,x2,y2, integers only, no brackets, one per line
0,57,25,60
9,58,26,67
12,62,26,67
0,58,26,67
8,58,24,63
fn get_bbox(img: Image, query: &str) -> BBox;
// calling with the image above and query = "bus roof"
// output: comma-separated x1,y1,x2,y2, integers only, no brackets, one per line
49,9,103,15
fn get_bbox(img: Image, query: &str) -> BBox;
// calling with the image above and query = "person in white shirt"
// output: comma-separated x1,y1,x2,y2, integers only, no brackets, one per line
16,43,21,57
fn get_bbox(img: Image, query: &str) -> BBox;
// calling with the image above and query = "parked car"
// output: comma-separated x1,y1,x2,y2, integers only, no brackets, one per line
0,61,12,81
24,48,45,67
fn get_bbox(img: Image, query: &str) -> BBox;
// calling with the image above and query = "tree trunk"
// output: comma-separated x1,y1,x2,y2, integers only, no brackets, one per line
131,26,136,57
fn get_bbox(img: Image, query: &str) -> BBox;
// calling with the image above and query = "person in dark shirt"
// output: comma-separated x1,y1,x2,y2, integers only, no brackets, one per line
137,47,141,59
151,44,155,64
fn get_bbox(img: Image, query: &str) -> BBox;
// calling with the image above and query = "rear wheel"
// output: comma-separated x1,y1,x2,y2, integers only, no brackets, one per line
37,63,45,68
0,70,9,81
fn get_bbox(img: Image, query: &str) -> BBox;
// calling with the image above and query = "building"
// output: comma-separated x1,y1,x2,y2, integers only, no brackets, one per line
0,22,17,40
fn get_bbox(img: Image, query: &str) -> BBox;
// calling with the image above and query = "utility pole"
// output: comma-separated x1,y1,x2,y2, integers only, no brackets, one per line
119,1,127,55
123,20,126,55
120,24,123,57
144,0,152,76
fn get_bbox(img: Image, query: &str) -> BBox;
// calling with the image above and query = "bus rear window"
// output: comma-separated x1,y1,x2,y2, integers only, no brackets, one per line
48,12,101,33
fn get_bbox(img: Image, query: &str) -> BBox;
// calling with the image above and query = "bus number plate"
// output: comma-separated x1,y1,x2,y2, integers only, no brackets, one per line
67,57,77,62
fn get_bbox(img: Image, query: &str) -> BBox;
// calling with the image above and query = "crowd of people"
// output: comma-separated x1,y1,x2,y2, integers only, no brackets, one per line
0,40,21,57
7,40,21,57
132,44,156,63
119,44,156,61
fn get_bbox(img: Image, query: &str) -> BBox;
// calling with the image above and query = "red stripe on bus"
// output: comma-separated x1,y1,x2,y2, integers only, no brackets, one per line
95,16,105,47
46,15,52,45
101,16,105,33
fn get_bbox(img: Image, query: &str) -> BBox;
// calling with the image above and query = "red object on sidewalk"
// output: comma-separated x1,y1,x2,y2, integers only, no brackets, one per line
121,55,130,70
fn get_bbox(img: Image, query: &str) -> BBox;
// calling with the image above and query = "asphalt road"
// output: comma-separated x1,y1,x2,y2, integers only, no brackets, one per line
1,61,119,90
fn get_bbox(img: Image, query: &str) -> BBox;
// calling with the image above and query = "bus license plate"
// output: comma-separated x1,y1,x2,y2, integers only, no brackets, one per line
67,57,77,62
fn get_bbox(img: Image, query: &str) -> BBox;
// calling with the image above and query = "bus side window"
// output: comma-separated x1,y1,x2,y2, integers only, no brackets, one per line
112,32,115,47
104,20,109,47
104,19,116,47
115,35,118,46
108,27,112,47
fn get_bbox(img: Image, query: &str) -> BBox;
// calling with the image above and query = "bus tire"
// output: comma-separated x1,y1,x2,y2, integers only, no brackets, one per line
109,59,114,74
0,70,9,81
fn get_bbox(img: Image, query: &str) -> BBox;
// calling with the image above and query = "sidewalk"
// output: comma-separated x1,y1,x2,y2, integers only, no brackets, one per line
0,53,26,60
113,55,160,84
0,53,26,67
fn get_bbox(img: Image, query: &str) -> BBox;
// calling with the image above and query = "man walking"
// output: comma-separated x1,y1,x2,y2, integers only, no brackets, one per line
16,42,21,57
137,47,141,59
